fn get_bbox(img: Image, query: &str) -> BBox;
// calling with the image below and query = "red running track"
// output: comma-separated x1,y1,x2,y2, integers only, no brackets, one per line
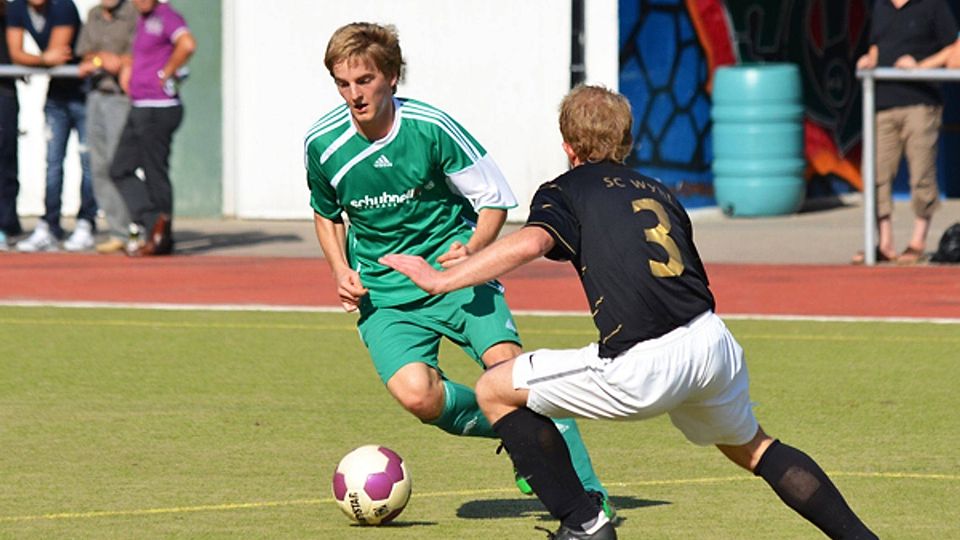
1,253,958,319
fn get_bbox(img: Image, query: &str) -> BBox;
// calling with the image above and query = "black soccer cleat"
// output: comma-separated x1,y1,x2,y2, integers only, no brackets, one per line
535,521,617,540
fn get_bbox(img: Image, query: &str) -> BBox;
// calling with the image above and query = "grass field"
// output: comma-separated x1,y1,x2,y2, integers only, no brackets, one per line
1,306,958,539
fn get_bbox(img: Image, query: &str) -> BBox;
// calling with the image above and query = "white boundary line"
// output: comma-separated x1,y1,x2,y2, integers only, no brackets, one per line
0,300,957,324
1,471,955,523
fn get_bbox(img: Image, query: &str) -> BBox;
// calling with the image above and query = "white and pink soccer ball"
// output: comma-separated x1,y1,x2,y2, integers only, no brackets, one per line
332,445,412,525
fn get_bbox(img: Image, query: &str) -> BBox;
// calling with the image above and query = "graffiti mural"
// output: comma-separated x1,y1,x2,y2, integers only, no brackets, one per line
619,0,873,207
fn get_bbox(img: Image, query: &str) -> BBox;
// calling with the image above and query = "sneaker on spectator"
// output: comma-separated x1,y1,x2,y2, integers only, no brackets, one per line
0,230,8,251
63,219,95,251
125,222,144,255
96,237,126,254
16,221,58,252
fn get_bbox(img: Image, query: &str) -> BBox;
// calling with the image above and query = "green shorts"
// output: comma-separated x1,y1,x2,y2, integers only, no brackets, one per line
357,284,521,384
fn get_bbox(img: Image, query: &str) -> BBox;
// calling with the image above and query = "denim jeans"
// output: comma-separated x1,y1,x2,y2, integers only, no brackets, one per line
43,97,96,238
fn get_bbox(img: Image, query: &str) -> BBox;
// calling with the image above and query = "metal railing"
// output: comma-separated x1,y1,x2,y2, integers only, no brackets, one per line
857,67,960,265
0,65,80,78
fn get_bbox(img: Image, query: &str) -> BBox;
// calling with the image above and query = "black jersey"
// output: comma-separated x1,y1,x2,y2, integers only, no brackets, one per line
870,0,958,109
525,161,715,358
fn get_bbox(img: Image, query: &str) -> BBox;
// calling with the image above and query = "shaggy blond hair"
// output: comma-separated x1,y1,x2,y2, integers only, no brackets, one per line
559,85,633,164
324,22,404,92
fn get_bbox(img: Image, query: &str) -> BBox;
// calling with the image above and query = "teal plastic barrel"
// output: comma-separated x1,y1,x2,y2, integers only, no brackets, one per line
711,63,805,217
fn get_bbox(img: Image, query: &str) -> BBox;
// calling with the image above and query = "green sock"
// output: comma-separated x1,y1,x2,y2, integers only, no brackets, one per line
553,418,607,497
425,379,496,437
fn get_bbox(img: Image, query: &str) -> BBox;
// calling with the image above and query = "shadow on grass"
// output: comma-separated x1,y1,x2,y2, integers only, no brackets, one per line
347,520,438,528
456,495,667,520
171,229,304,254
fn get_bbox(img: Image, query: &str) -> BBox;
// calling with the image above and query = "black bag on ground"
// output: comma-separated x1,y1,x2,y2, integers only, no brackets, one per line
930,222,960,263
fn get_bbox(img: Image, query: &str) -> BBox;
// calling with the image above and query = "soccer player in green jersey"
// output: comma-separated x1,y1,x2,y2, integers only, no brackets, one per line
303,22,612,514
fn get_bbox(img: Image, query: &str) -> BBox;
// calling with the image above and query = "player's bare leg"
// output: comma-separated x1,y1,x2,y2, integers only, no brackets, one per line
718,427,877,539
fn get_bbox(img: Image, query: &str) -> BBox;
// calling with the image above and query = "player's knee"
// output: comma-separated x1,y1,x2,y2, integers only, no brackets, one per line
387,368,445,421
394,389,444,421
474,372,496,412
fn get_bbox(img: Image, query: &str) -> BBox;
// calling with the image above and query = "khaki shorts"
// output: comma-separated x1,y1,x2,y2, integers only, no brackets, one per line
875,104,942,220
513,311,758,446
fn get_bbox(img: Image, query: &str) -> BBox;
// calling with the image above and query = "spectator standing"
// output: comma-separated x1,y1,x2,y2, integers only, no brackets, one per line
111,0,194,256
854,0,958,264
75,0,136,254
0,1,21,251
6,0,95,252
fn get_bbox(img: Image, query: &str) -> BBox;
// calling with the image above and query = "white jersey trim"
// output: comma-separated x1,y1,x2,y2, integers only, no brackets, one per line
400,103,482,162
303,107,351,169
446,154,518,211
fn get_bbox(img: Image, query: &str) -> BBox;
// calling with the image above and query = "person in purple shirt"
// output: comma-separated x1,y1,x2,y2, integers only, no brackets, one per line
110,0,194,256
7,0,97,252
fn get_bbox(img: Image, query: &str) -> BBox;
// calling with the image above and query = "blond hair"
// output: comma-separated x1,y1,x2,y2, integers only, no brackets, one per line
559,85,633,164
324,22,404,91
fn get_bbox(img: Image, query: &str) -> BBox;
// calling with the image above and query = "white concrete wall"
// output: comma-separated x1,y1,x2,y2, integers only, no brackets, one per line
223,0,618,221
15,0,619,222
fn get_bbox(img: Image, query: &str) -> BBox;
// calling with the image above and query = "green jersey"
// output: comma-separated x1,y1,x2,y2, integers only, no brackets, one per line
305,98,517,307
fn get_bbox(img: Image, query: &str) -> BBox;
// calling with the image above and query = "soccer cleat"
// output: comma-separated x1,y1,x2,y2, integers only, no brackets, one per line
536,521,617,539
16,221,58,252
587,490,617,522
63,219,95,251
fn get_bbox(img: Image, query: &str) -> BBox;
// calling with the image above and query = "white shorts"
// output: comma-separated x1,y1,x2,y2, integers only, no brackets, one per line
512,311,758,446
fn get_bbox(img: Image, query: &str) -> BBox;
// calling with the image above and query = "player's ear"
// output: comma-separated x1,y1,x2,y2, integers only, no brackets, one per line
561,142,580,167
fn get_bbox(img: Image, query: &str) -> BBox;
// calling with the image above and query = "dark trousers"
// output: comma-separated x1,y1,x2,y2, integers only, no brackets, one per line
0,91,21,236
110,105,183,233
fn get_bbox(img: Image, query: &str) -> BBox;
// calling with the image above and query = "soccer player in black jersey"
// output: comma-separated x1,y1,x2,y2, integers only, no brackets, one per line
382,85,876,540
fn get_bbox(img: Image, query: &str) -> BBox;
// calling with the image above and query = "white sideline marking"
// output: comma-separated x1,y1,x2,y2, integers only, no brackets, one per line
0,300,957,324
0,471,955,523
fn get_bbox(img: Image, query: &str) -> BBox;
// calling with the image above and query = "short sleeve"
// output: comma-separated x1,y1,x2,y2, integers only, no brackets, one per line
48,1,81,28
933,0,959,48
525,182,580,262
164,9,190,43
6,2,27,29
305,145,342,219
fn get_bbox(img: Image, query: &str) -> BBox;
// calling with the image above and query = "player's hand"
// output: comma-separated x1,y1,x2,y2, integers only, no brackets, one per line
894,55,918,69
856,54,876,70
437,241,471,268
379,254,444,295
334,268,367,312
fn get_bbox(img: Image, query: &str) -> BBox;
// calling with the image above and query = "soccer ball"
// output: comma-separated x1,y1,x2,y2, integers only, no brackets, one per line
332,445,412,525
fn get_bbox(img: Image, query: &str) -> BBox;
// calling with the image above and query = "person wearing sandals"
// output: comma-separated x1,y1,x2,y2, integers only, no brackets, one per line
854,0,958,265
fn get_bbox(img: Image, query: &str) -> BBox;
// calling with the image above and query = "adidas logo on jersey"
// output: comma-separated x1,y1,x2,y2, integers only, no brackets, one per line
373,155,393,168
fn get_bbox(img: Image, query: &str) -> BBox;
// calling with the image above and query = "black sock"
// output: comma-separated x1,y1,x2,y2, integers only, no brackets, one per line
493,408,599,530
755,440,877,539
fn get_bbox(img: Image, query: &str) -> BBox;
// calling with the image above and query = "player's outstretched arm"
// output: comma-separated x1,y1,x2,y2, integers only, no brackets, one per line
381,226,555,295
